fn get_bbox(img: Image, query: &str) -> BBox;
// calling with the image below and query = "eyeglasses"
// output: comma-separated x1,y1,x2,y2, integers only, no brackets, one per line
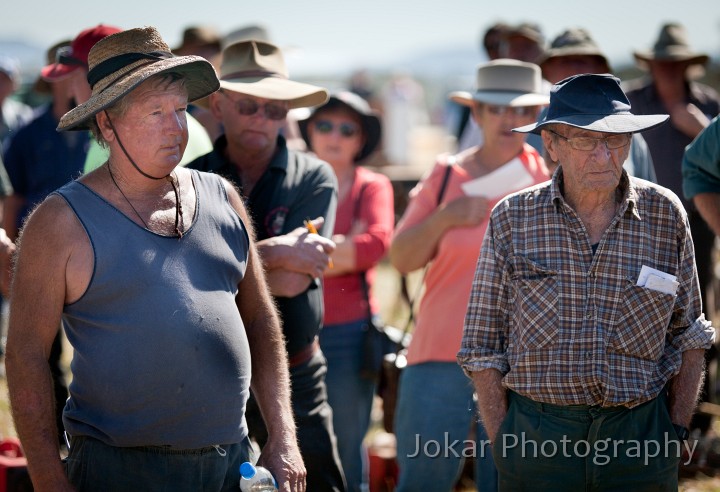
485,105,538,117
219,91,288,120
548,129,632,151
313,120,360,138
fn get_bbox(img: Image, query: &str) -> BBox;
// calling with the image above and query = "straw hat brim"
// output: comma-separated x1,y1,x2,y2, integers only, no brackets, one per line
513,113,670,135
58,56,219,131
450,90,550,108
219,77,328,109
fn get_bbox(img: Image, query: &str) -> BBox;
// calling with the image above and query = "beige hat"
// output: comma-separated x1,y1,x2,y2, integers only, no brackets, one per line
450,58,549,108
58,26,219,131
173,25,221,56
219,39,327,109
634,23,709,66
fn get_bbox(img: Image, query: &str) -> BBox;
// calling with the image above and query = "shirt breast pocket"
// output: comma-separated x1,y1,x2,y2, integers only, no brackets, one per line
610,279,676,360
510,256,558,350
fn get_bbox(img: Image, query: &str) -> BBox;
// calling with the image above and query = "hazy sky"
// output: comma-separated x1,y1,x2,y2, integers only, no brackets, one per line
2,0,718,77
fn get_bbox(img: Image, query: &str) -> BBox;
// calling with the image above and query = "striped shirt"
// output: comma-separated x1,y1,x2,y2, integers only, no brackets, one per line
458,168,715,408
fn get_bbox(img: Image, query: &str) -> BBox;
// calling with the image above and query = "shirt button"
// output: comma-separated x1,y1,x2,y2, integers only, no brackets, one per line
585,352,593,359
585,313,593,319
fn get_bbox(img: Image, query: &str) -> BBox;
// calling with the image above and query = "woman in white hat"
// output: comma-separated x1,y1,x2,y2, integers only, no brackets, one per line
389,59,550,491
298,90,393,492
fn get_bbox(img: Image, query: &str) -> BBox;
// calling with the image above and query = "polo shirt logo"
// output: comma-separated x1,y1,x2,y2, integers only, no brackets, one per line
265,206,289,236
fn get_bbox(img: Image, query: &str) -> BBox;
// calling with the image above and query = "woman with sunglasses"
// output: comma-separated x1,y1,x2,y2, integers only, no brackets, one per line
388,59,551,491
299,90,394,492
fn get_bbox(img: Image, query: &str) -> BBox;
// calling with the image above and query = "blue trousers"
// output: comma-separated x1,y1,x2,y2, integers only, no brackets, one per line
320,319,377,492
395,362,498,492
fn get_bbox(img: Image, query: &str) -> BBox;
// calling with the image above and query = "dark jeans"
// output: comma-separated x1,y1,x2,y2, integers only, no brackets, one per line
246,348,347,491
64,435,252,491
493,391,680,492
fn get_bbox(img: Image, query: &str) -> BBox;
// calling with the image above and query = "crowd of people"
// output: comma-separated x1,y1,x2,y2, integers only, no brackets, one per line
0,17,719,492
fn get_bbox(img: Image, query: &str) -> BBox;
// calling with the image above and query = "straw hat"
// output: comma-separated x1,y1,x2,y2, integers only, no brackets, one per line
298,90,382,162
634,23,709,66
513,74,668,135
537,28,610,72
219,39,327,109
58,26,219,131
449,58,549,108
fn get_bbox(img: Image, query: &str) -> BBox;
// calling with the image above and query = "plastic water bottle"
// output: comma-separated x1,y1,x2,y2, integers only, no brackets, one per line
239,461,278,491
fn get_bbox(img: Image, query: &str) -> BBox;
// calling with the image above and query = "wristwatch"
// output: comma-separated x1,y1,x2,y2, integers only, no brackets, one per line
673,424,690,441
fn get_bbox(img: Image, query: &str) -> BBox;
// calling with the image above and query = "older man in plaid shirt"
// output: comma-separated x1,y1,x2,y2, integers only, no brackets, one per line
458,73,715,491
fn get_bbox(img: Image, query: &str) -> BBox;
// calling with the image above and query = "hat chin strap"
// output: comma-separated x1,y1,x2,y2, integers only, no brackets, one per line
104,110,168,180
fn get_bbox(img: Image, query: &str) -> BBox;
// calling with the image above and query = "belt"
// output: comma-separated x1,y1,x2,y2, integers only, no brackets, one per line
509,391,635,416
288,338,319,368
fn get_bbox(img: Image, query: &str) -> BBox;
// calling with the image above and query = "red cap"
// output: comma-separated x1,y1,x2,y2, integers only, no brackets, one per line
41,24,122,81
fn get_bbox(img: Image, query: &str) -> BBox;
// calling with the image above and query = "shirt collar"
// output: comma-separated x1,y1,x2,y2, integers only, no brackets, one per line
550,167,640,220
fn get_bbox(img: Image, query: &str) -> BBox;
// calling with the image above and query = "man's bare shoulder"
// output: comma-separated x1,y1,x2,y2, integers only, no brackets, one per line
18,193,87,255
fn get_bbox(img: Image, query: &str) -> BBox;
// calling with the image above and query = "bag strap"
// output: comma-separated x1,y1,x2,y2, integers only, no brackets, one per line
354,180,374,322
398,159,454,336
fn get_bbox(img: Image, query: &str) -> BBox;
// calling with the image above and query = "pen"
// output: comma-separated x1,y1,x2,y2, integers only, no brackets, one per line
304,219,333,269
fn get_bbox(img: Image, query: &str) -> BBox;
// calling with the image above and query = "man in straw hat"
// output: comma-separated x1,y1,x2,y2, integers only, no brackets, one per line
41,24,214,175
458,73,715,491
625,23,720,437
188,40,345,491
6,27,305,491
537,27,656,182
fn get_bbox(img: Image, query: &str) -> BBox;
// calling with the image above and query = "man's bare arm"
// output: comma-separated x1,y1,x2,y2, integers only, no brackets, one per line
668,348,706,427
225,181,305,492
693,193,720,237
5,196,77,491
470,368,508,443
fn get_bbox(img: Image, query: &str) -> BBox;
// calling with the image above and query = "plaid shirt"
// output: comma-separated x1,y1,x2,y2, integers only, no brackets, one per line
458,169,715,407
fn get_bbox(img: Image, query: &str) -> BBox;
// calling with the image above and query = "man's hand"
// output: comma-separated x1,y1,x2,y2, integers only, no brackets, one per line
261,217,336,279
440,196,490,229
257,436,306,492
670,102,711,139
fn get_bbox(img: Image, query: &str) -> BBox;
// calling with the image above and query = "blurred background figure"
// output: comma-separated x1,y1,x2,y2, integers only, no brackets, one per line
498,22,545,63
174,25,224,142
0,54,33,147
390,59,550,492
2,39,86,447
381,70,429,166
624,22,720,436
537,27,656,181
300,90,394,492
481,22,511,62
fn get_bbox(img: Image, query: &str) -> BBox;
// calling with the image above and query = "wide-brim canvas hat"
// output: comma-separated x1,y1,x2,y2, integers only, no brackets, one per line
173,25,221,55
219,39,327,109
537,27,610,72
297,90,382,162
41,24,122,82
58,26,220,131
634,23,709,67
513,73,668,135
449,58,549,108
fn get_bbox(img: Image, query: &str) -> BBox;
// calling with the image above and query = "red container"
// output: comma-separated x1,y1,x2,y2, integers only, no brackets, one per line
0,438,32,492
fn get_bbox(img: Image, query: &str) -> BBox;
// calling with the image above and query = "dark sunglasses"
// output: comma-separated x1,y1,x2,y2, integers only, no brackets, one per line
313,120,360,138
220,91,288,120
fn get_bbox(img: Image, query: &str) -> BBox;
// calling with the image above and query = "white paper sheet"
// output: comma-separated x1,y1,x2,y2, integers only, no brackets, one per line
460,157,535,198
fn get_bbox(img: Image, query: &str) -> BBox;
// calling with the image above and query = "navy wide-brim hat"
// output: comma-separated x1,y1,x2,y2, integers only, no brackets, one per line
513,73,668,135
